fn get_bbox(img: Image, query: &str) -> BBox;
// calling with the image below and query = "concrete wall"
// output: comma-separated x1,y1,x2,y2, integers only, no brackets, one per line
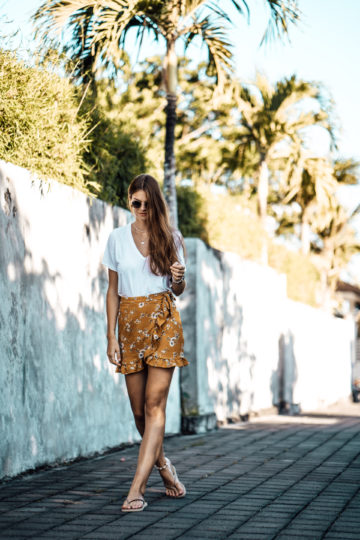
179,240,354,431
282,300,354,412
1,160,355,477
0,161,181,479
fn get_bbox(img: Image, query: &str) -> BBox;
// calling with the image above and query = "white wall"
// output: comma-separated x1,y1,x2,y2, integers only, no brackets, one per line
1,160,355,477
180,239,354,426
283,300,354,411
0,161,181,479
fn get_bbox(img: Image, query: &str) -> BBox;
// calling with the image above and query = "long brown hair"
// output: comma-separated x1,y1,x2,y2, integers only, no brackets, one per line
128,174,185,276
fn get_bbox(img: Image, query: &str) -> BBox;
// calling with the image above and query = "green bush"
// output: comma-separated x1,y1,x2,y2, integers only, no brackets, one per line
83,97,147,207
177,185,208,242
0,49,89,191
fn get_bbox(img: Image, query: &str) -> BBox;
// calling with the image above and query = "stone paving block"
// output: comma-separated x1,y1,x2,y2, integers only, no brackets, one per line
234,522,283,534
328,523,360,533
45,521,97,532
176,528,223,538
1,408,360,540
276,534,323,540
80,533,127,540
133,529,182,539
149,516,197,529
0,530,34,538
80,525,143,538
37,532,83,540
333,516,360,525
284,522,331,533
227,533,272,539
0,536,29,540
1,522,52,535
324,534,360,539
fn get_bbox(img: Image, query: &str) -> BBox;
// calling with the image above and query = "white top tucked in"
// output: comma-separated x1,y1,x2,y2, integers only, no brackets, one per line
102,222,186,297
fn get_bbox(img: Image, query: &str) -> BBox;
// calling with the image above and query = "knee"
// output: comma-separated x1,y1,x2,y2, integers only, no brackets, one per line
145,397,166,418
133,410,145,425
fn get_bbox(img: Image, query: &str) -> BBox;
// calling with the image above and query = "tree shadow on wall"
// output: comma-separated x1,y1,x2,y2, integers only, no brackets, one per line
85,193,131,244
272,331,300,415
0,169,136,479
204,247,256,423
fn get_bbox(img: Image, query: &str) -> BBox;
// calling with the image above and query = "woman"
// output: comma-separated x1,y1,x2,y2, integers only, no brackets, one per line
102,174,188,512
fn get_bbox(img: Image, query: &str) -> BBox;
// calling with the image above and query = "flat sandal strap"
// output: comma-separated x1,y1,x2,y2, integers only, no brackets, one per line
156,457,171,471
155,463,167,471
126,497,144,504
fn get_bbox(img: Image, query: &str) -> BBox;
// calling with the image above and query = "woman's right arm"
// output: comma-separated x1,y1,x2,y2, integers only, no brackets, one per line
106,269,121,368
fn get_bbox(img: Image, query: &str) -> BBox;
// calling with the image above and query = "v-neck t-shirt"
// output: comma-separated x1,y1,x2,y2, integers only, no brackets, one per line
102,222,186,297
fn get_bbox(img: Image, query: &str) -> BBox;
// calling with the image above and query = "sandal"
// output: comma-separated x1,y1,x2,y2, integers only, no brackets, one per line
121,496,148,512
156,457,187,498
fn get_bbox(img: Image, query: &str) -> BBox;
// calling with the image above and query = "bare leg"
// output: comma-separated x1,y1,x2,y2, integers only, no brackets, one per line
125,368,166,467
125,368,184,501
123,365,183,509
125,369,147,437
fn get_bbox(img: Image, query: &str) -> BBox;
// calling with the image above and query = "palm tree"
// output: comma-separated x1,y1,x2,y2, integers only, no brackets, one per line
231,73,331,260
274,144,336,255
312,202,360,310
34,0,300,227
274,150,359,255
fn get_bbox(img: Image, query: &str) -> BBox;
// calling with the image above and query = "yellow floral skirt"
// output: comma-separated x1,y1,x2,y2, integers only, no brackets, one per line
116,290,189,375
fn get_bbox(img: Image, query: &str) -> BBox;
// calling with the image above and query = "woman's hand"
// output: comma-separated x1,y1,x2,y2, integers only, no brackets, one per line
170,261,186,296
170,261,185,282
107,336,121,369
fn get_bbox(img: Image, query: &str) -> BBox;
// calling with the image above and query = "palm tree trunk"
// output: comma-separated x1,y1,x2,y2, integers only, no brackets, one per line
163,40,178,228
257,157,269,264
319,240,334,311
301,210,311,255
164,93,178,228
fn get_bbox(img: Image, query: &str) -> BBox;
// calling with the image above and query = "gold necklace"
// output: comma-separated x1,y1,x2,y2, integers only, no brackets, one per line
133,223,148,245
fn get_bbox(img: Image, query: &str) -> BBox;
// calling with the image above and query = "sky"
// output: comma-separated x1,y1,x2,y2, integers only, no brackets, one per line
1,0,360,276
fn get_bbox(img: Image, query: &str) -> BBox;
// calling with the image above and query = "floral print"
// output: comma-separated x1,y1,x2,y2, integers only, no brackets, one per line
116,291,189,374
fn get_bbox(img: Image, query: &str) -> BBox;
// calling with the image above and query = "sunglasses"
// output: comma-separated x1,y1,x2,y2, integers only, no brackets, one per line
131,200,148,209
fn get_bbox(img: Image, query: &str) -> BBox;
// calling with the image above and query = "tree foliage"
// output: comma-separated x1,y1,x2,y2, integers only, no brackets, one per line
2,37,359,310
0,48,148,205
312,203,360,308
34,0,301,226
229,74,332,219
82,86,148,207
0,49,89,191
176,184,208,242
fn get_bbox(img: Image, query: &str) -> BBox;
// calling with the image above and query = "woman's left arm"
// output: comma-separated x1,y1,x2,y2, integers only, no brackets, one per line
170,262,186,296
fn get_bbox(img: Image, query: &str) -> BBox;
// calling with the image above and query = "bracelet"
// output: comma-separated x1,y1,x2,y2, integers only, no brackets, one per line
171,275,185,285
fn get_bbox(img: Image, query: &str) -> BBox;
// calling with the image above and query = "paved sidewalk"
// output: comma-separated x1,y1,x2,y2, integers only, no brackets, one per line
1,401,360,540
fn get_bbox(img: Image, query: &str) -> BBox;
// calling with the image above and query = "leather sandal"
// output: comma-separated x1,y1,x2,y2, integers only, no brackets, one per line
156,457,186,498
121,496,148,512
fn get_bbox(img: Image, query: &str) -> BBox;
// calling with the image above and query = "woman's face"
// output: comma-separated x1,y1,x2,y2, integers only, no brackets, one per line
130,190,148,222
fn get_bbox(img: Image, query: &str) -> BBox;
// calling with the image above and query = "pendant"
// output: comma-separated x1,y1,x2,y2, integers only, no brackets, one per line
140,241,145,245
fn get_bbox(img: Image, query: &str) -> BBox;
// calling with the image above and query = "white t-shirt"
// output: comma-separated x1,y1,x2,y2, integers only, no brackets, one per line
102,222,186,297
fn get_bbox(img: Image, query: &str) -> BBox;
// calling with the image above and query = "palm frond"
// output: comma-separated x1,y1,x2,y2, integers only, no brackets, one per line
260,0,301,45
206,0,249,23
333,158,360,185
183,15,234,92
274,76,318,119
34,1,96,37
254,72,274,108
